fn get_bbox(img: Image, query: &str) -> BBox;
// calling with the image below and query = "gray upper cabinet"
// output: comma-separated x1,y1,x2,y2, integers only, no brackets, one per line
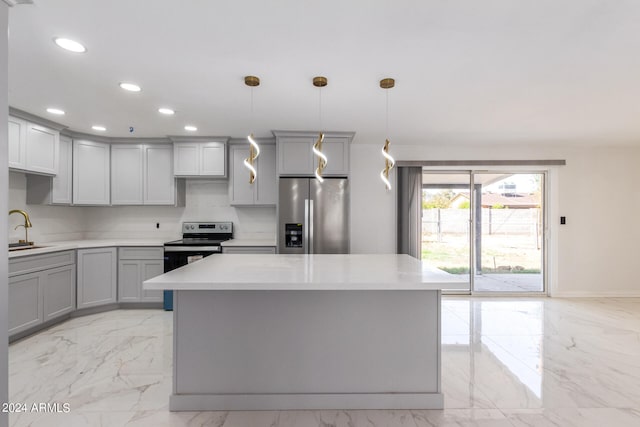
8,116,27,170
77,247,117,309
8,115,60,175
278,136,315,175
229,143,276,206
200,142,226,176
25,122,59,175
274,131,353,177
51,136,73,204
73,139,111,205
26,135,73,205
173,139,228,177
111,144,184,206
112,143,182,205
111,144,144,204
173,143,199,175
144,144,178,205
30,137,184,206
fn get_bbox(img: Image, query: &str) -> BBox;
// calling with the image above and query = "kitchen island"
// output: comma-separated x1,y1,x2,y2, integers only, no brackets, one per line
143,254,466,411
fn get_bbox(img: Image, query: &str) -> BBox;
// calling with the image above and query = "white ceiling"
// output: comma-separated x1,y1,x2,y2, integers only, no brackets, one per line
8,0,640,144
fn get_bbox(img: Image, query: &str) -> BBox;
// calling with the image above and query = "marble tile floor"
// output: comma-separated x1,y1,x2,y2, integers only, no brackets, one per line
8,297,640,426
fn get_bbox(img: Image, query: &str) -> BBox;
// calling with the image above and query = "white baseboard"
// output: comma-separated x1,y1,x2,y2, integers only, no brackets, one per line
551,291,640,298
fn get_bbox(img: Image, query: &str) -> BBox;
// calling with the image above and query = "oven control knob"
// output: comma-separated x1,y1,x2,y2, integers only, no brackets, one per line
189,225,195,230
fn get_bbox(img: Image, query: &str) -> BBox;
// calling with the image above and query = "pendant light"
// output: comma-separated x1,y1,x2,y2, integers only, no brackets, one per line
244,75,260,184
380,78,396,191
312,76,328,183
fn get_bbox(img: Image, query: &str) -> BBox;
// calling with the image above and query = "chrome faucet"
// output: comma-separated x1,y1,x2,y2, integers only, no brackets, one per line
9,209,33,245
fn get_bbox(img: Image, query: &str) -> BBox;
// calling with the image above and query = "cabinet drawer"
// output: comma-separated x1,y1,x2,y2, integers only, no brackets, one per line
119,247,164,260
9,250,75,277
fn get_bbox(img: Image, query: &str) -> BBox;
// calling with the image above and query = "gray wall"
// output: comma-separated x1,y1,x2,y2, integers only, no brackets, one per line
1,3,9,426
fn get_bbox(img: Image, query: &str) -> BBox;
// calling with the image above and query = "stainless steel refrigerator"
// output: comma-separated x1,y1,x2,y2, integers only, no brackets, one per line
278,177,349,254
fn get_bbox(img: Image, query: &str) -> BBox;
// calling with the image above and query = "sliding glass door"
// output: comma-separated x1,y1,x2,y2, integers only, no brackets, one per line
421,170,546,294
474,172,544,293
421,173,471,293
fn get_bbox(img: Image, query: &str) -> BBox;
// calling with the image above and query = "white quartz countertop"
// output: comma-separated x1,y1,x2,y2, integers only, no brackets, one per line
220,238,276,247
143,254,468,291
8,239,169,259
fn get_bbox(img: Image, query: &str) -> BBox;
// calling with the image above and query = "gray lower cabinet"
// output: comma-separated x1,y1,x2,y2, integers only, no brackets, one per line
9,272,43,335
77,247,117,309
118,247,163,303
43,264,76,322
8,250,76,337
222,246,277,254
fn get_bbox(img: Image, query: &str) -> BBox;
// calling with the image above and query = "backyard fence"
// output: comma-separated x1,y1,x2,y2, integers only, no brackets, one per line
423,208,541,238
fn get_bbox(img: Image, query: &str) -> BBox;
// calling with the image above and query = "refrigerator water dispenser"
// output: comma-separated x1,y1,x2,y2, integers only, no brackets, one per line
285,223,303,248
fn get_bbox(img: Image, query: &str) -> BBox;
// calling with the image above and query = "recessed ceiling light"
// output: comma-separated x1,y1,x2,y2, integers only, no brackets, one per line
184,125,198,132
53,37,87,53
92,125,106,132
158,108,175,115
46,108,65,115
119,82,141,92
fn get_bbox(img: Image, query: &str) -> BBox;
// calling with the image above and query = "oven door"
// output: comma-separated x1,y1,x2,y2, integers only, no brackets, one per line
163,246,221,310
164,246,221,273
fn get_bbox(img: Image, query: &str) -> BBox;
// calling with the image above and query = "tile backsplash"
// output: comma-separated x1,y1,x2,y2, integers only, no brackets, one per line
8,173,276,243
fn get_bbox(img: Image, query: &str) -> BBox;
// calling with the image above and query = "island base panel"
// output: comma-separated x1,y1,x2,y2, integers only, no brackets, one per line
169,392,444,411
173,290,442,410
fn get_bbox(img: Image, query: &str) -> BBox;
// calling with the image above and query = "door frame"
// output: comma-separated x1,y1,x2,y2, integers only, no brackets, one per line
470,170,548,296
421,167,552,296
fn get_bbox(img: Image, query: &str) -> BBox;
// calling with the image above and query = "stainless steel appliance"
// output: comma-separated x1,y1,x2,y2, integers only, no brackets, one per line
163,221,233,310
278,177,349,254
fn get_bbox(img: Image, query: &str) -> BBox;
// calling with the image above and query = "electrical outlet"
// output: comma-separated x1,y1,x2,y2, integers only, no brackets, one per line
560,216,566,225
156,223,160,229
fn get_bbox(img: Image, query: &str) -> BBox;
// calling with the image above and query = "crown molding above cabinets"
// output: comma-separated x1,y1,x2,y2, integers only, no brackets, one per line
3,1,34,8
9,107,66,132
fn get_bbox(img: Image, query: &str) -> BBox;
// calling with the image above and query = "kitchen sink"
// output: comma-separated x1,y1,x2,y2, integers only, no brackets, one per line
8,244,47,252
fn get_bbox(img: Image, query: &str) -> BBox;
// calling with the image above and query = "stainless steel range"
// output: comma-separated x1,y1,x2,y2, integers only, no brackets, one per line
163,221,233,310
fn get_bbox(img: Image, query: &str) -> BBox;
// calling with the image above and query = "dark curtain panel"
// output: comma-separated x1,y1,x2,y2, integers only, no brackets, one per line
397,167,422,258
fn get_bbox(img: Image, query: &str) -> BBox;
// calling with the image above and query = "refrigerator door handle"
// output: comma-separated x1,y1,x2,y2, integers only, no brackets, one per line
309,199,314,254
304,199,310,253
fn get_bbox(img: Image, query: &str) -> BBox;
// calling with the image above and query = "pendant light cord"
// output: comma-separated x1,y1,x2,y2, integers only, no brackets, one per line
318,87,323,131
250,87,254,132
385,88,389,139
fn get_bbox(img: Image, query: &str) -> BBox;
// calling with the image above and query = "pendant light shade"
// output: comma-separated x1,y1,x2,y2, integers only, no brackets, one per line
312,132,326,183
313,76,328,183
380,78,396,191
244,75,260,184
244,133,260,184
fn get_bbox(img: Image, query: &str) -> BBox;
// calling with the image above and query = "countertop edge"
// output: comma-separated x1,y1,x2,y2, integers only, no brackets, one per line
143,283,468,291
8,239,169,259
